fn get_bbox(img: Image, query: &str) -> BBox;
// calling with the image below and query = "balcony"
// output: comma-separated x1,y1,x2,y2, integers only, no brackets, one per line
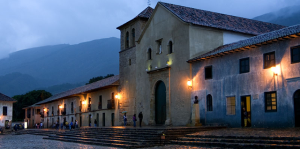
40,112,44,118
61,111,66,115
79,106,81,112
107,100,115,109
27,114,31,119
98,103,102,110
88,106,91,112
57,110,59,115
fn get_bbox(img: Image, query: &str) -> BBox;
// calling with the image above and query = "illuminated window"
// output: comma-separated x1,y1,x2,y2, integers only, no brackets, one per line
207,94,213,111
265,91,277,112
226,96,236,115
240,57,250,73
264,52,275,69
205,66,212,80
291,46,300,63
125,31,129,49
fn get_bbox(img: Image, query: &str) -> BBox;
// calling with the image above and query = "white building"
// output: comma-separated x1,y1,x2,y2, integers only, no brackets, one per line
0,93,17,127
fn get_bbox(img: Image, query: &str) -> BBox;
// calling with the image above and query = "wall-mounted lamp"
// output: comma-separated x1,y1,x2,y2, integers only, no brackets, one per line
59,105,63,109
271,65,280,76
187,80,192,89
82,101,87,105
44,108,47,112
115,94,120,99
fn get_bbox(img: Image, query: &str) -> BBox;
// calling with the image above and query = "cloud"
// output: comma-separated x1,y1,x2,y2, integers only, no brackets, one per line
0,0,299,59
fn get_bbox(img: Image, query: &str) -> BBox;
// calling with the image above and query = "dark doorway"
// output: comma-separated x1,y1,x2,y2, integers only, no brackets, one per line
155,81,166,125
241,96,251,127
80,115,82,127
111,113,114,126
96,113,99,127
294,90,300,127
102,113,105,127
5,120,9,129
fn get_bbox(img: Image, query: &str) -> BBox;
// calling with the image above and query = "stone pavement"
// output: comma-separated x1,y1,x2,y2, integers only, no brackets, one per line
0,134,119,149
189,127,300,137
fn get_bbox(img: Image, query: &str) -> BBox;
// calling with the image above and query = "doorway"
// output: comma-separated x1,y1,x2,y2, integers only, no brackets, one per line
241,96,251,127
111,113,114,126
96,113,99,127
102,113,105,127
5,120,9,129
155,81,166,125
294,90,300,127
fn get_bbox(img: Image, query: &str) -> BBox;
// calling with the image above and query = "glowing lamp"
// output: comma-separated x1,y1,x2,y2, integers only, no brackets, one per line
115,95,120,99
59,105,63,109
271,65,280,76
44,108,47,112
187,80,192,87
82,101,86,105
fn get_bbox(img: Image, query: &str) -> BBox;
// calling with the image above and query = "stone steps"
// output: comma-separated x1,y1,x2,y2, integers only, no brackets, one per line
171,134,300,148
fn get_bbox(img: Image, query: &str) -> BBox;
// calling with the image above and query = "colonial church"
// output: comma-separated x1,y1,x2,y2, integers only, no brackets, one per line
25,2,300,128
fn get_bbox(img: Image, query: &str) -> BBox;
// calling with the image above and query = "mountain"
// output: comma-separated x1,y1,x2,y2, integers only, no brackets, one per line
0,37,120,96
253,5,300,26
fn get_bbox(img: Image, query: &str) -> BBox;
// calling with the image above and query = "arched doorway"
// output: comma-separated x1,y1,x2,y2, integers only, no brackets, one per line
294,90,300,127
155,81,166,125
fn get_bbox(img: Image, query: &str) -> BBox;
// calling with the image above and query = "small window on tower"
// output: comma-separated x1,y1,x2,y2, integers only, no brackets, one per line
129,59,131,65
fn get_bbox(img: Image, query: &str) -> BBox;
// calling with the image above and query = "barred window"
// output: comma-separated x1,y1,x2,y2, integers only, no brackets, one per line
265,91,277,112
226,96,236,115
291,46,300,63
207,94,213,111
240,58,250,73
264,52,275,69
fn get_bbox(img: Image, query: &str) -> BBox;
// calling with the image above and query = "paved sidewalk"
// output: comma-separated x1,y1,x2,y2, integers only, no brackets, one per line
189,127,300,137
0,134,119,149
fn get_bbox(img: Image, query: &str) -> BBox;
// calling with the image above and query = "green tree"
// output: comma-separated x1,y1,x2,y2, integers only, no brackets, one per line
86,74,114,85
13,90,52,122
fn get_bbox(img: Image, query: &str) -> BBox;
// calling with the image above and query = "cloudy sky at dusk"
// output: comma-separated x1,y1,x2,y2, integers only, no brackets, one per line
0,0,300,59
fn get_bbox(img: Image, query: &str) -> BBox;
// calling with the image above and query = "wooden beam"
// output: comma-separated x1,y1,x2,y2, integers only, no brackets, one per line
290,35,298,38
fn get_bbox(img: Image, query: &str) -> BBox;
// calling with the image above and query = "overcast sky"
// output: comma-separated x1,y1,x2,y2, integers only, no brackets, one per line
0,0,300,59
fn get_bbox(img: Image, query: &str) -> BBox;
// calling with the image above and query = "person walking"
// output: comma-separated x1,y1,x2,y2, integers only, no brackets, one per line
70,121,73,129
40,122,43,129
123,113,127,127
75,120,78,128
138,112,143,127
243,108,248,127
133,114,137,127
94,119,97,127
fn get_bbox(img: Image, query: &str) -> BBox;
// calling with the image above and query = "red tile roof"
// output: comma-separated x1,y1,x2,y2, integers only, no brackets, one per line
35,75,119,105
117,7,153,29
0,93,16,102
159,2,285,35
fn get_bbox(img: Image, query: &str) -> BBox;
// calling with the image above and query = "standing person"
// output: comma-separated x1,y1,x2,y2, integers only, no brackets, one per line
75,120,78,128
133,114,137,127
123,113,127,126
138,112,143,127
56,121,59,130
94,119,97,127
70,121,73,130
40,122,43,129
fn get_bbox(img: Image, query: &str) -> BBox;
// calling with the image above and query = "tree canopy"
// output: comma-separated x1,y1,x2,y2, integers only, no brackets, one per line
13,90,52,122
86,74,114,85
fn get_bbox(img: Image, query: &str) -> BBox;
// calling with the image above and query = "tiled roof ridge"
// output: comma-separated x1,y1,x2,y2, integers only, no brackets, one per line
35,75,119,105
0,92,16,102
137,6,153,18
158,2,285,35
188,24,300,62
159,2,282,27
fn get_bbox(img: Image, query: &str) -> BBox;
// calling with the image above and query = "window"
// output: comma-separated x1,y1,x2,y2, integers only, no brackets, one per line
63,104,66,115
88,97,91,111
147,48,152,60
112,92,115,100
27,109,31,118
207,94,213,111
3,106,7,116
205,66,212,79
240,58,250,73
79,100,82,112
168,41,173,54
125,31,129,49
57,105,60,115
71,102,74,113
226,96,236,115
32,108,35,116
132,28,135,46
112,92,115,109
37,109,40,114
157,40,162,54
99,95,102,109
265,91,277,112
129,59,131,65
291,46,300,63
264,52,275,69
